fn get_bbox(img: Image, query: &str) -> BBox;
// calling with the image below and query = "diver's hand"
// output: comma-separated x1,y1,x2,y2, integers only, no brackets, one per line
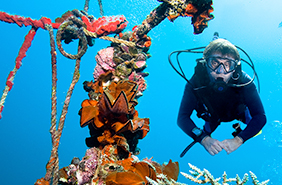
221,136,243,154
201,136,227,156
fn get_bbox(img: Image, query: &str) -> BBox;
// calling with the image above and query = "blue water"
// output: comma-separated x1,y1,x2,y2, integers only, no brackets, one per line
0,0,282,184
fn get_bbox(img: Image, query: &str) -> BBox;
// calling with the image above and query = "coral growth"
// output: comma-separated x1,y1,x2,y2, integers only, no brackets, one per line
83,15,128,36
158,0,214,34
69,14,183,182
93,39,149,96
181,163,270,185
79,13,152,155
94,47,116,80
55,10,128,37
2,1,261,185
79,79,149,153
58,145,180,185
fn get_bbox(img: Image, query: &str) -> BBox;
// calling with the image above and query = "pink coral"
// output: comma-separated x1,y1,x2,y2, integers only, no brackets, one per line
134,60,146,70
128,72,147,94
72,148,100,185
93,47,116,80
83,148,99,171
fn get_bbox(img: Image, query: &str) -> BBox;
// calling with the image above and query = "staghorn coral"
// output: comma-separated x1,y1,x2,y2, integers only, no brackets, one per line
249,172,270,185
181,163,270,185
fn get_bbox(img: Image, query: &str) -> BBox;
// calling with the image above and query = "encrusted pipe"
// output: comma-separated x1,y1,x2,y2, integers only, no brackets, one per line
135,3,169,38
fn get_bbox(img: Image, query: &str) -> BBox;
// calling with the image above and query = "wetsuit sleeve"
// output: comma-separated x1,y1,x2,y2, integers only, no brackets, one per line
177,83,199,141
237,82,266,142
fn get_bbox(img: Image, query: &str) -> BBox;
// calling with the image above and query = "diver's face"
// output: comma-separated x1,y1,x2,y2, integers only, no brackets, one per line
206,53,235,83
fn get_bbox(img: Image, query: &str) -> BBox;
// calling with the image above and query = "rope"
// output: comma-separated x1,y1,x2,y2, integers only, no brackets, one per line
0,11,136,60
83,27,136,47
52,55,81,185
0,27,37,119
99,36,136,47
44,24,59,185
98,0,104,16
56,19,88,60
0,11,135,61
45,23,81,185
82,27,98,38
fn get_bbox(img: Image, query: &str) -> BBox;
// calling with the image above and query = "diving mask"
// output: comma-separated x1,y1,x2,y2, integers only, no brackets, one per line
206,56,237,74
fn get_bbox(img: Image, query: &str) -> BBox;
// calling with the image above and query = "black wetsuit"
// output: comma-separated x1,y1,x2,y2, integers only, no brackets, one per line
177,72,266,143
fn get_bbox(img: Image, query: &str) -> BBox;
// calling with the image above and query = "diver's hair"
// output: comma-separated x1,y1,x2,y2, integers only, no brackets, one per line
203,38,240,61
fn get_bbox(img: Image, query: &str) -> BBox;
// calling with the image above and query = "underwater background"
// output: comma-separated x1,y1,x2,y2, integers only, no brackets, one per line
0,0,282,184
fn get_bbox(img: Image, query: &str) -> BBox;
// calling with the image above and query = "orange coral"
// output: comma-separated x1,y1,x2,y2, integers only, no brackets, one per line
99,144,135,170
79,99,99,127
166,1,214,34
98,130,130,151
105,161,157,185
34,178,50,185
130,28,152,49
184,3,198,17
106,171,145,185
103,158,179,185
162,159,180,181
130,161,157,183
79,80,150,152
104,80,138,108
57,143,180,185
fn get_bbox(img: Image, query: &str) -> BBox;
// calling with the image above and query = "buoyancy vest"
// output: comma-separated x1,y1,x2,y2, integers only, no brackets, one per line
191,62,246,123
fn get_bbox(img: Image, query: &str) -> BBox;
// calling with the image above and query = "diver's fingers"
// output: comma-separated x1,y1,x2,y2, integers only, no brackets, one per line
220,141,230,153
201,137,223,156
211,147,219,155
210,142,223,155
213,143,223,153
221,140,231,154
222,137,243,154
207,150,214,156
208,147,217,156
204,144,217,156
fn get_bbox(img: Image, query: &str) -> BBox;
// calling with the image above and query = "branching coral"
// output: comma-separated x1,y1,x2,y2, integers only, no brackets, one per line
249,172,270,185
181,163,270,185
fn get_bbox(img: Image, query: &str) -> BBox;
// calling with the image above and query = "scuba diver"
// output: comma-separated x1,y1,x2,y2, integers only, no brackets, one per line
173,37,266,156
